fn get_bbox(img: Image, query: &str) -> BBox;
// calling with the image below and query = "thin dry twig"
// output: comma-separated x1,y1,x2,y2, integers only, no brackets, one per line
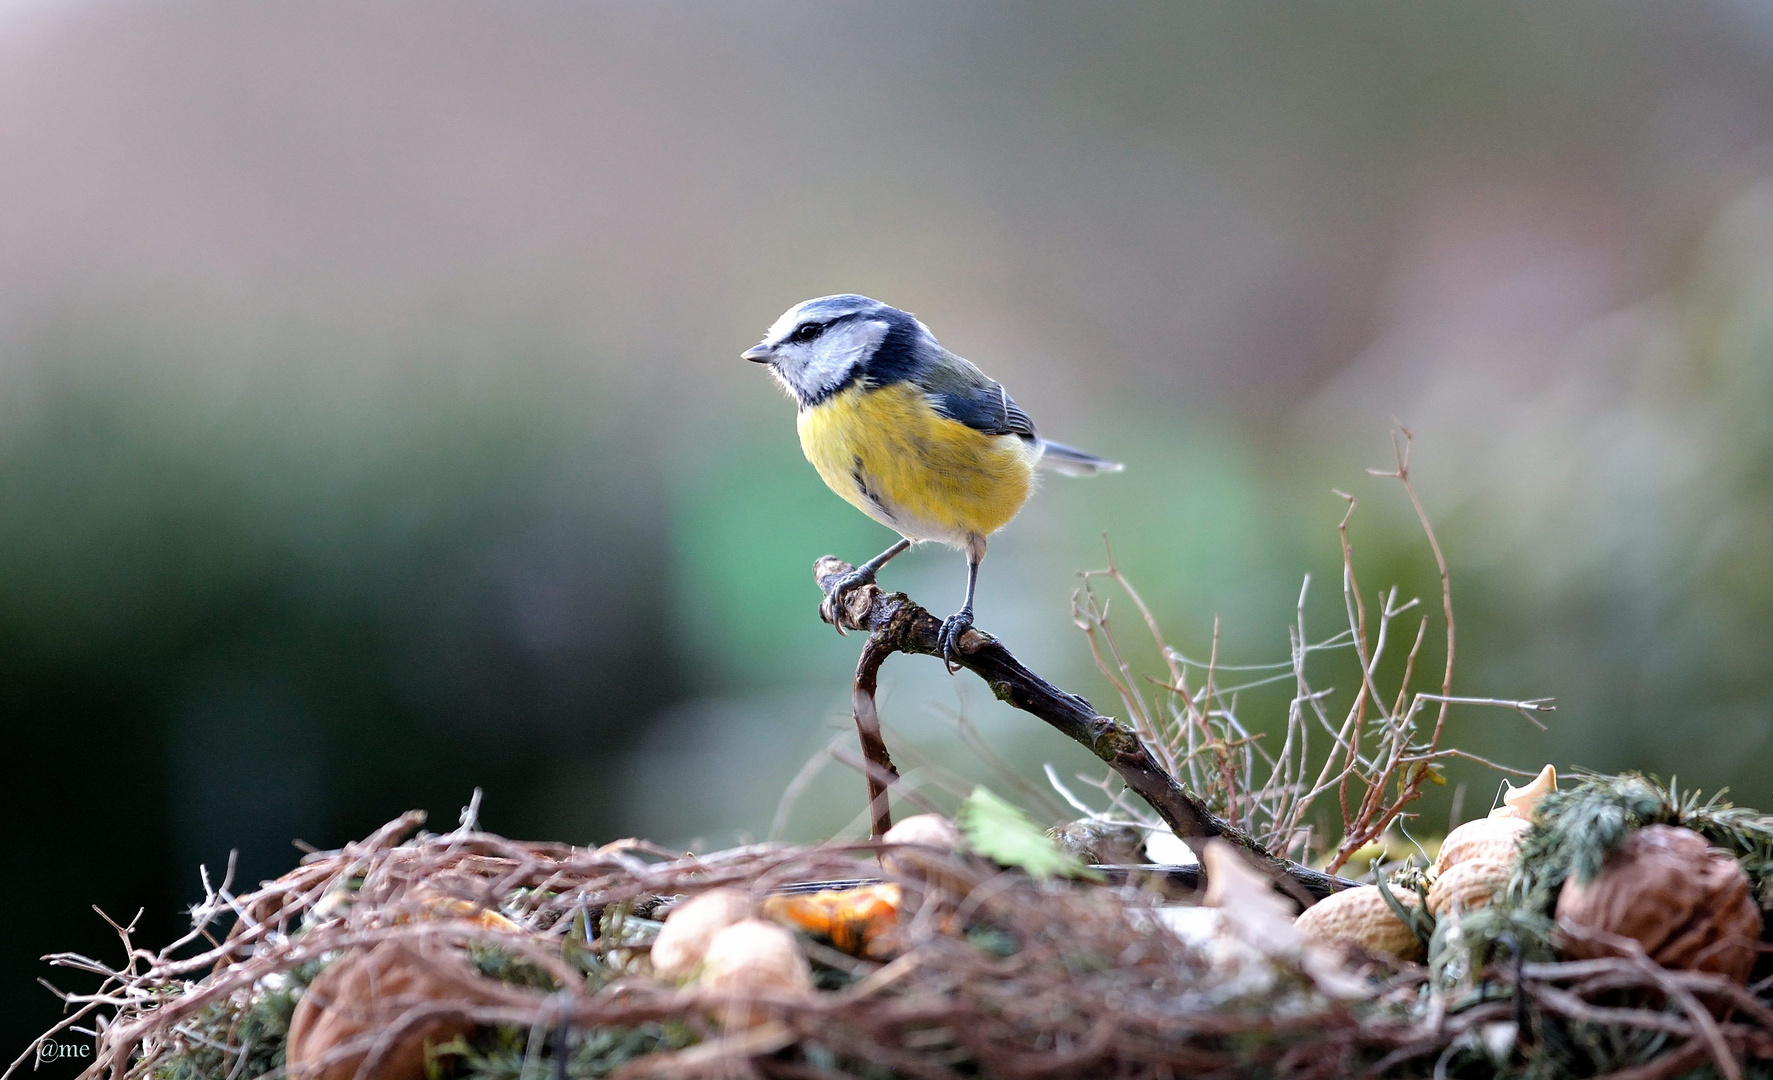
813,557,1357,899
18,815,1402,1080
26,808,1773,1080
1064,426,1554,872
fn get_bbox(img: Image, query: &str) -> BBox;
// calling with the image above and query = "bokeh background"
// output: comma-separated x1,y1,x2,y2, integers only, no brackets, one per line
7,0,1773,1058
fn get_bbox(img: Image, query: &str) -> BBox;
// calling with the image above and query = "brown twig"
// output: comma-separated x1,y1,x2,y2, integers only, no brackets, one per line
1329,425,1459,871
32,806,1773,1080
851,634,902,838
814,556,1358,899
34,815,1402,1080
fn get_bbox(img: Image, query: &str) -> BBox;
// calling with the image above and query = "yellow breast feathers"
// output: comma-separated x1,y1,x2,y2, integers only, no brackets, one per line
797,382,1038,546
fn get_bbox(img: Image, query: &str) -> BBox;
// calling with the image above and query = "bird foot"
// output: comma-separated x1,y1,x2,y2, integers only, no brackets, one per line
938,607,974,672
824,567,878,635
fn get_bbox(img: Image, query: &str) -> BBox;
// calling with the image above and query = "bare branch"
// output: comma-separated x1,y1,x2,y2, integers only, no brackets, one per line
815,556,1356,899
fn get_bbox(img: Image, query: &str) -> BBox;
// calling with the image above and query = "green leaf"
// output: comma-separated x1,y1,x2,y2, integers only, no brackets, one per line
956,787,1104,882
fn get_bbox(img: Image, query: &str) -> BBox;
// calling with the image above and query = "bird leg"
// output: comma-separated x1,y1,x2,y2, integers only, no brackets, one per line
824,538,912,635
939,535,985,671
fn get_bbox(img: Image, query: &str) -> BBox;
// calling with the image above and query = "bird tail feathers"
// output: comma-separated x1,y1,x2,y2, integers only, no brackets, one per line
1036,440,1124,476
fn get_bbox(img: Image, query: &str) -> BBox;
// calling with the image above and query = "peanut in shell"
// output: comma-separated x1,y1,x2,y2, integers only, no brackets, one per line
1293,885,1425,962
699,918,814,1031
1427,857,1510,917
1434,816,1528,875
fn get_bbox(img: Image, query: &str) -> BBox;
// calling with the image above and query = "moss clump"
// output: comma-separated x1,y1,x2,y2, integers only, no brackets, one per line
1510,771,1773,912
150,958,331,1080
1417,772,1773,1079
1429,769,1773,979
440,1022,697,1080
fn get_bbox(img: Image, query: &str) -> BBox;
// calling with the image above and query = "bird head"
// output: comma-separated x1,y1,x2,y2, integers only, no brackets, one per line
743,294,934,408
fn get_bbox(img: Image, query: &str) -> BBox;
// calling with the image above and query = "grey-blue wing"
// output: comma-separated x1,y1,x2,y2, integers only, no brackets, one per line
923,351,1039,440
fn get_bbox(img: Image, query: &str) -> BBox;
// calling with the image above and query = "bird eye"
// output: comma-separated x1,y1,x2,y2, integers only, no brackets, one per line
790,322,824,343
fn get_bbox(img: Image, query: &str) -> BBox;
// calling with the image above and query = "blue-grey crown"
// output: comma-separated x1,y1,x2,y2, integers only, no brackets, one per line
793,294,890,324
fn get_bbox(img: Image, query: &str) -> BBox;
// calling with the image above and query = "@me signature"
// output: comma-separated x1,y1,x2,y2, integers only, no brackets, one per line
35,1039,92,1067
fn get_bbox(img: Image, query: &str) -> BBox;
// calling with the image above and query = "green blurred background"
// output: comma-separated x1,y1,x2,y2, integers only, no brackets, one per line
7,0,1773,1058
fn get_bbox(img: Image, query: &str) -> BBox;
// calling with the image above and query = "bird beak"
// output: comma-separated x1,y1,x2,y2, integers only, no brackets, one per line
741,343,773,363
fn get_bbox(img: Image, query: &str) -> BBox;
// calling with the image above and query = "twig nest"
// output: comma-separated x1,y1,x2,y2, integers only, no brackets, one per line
1555,824,1761,983
1488,764,1558,822
1293,885,1425,962
650,888,753,982
1427,858,1510,918
1434,816,1530,876
697,918,814,1031
286,940,506,1080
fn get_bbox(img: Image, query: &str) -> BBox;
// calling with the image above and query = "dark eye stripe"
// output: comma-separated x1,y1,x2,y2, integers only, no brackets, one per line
790,321,825,343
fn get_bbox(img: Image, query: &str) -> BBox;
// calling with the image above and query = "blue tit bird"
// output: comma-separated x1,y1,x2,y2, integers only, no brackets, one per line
743,294,1122,664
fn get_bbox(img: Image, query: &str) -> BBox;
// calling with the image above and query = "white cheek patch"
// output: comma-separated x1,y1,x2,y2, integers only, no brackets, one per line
813,319,888,385
778,318,887,403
